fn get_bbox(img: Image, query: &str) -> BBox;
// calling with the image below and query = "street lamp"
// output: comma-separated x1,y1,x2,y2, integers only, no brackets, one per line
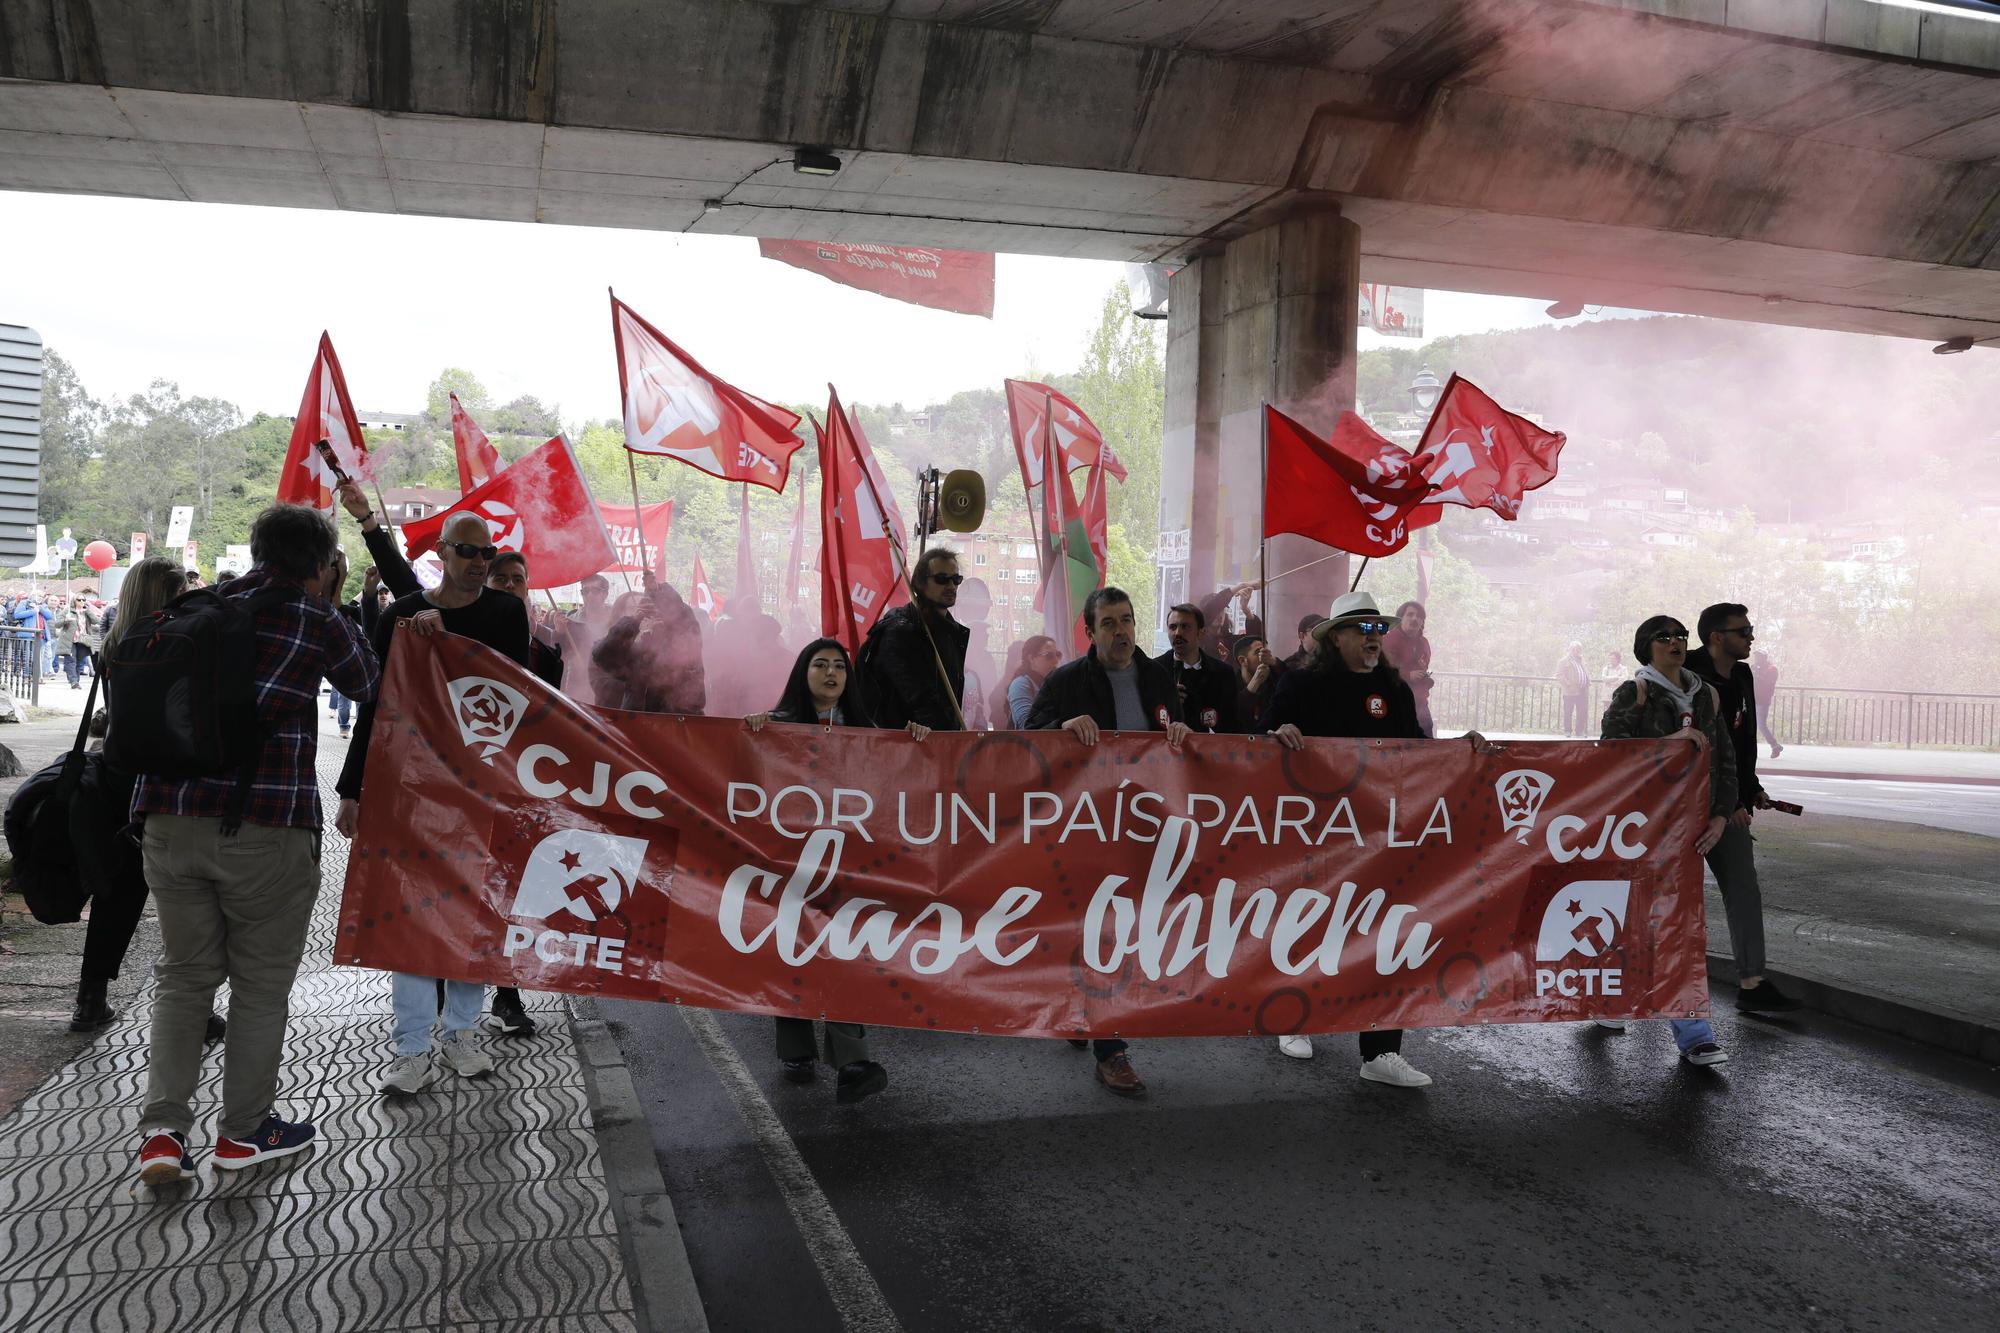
1410,366,1443,416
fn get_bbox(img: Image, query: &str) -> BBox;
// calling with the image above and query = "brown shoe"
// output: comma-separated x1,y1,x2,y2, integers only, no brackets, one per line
1095,1052,1145,1096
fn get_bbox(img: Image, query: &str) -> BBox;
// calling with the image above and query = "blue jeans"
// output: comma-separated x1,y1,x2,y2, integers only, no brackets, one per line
329,688,351,729
391,973,483,1056
1669,1017,1715,1051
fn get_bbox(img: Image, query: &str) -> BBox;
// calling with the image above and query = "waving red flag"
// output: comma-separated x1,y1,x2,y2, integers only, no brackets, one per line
1415,375,1566,520
450,392,504,493
597,499,675,574
1003,380,1126,499
1264,407,1439,558
818,387,909,651
277,333,370,509
688,553,724,622
610,291,803,492
400,436,617,588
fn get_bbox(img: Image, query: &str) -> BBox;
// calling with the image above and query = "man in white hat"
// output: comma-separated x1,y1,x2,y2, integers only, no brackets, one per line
1262,590,1467,1085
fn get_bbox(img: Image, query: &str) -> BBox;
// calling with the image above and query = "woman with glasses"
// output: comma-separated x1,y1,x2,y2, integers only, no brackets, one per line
1595,613,1735,1067
743,638,932,1104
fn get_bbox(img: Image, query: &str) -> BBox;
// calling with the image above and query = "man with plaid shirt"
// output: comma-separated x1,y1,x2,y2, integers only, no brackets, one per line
134,505,379,1187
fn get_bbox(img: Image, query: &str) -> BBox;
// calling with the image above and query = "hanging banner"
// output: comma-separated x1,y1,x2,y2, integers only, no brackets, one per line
164,506,195,549
1359,284,1425,338
597,499,676,574
337,634,1711,1035
759,240,995,318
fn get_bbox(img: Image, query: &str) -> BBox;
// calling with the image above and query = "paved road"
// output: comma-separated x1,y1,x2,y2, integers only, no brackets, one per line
1758,776,2000,839
608,985,1999,1332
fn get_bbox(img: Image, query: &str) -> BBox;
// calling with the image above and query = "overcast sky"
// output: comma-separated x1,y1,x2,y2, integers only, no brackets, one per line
5,190,1597,424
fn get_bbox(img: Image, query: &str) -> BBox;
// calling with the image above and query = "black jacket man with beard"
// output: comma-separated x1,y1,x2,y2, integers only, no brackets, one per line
1027,586,1191,1099
1164,601,1239,733
862,547,970,730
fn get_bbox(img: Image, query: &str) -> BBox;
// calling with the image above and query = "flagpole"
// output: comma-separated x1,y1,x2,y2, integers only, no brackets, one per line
1258,404,1269,637
1041,389,1075,652
1350,556,1370,593
623,451,649,593
837,392,967,731
1263,550,1345,586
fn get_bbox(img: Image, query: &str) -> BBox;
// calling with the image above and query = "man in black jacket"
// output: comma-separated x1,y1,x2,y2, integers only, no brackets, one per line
1165,601,1238,733
862,547,969,730
1027,586,1191,1097
1689,602,1799,1014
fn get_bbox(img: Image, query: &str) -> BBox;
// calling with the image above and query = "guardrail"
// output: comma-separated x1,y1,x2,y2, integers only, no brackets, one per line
1427,671,2000,750
1,629,42,709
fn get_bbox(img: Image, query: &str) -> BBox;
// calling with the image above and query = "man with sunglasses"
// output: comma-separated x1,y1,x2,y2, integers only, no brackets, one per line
860,547,969,730
1688,602,1799,1015
1265,591,1441,1084
335,511,533,1094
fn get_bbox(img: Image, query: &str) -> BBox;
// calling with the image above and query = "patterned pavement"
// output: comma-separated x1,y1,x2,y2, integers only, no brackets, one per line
0,765,639,1332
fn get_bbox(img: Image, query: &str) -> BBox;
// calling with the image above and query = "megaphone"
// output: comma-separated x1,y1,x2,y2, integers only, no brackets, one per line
936,469,985,533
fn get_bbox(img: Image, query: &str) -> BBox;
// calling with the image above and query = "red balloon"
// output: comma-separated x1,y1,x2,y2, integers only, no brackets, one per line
82,540,117,572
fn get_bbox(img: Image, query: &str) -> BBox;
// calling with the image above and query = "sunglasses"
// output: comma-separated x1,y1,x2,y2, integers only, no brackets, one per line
929,573,964,586
1652,630,1690,643
444,541,500,561
1341,620,1393,636
1723,624,1755,637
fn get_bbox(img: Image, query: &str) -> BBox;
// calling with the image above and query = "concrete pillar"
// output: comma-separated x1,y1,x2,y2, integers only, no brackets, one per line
1158,205,1361,656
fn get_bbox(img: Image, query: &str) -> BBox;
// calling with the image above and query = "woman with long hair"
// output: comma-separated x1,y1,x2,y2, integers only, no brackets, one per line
1004,634,1061,728
743,637,930,1104
71,558,221,1036
1595,612,1735,1067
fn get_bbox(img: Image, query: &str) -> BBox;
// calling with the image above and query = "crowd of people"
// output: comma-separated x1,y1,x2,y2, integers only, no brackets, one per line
43,487,1795,1187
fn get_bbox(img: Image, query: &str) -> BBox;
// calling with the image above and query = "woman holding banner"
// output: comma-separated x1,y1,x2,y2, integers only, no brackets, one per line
744,638,932,1104
1595,613,1734,1067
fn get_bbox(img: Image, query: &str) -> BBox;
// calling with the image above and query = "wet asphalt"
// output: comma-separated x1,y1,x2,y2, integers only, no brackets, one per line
606,981,2000,1333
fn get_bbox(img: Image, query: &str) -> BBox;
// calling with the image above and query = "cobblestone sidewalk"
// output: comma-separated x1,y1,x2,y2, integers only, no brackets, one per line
0,795,638,1331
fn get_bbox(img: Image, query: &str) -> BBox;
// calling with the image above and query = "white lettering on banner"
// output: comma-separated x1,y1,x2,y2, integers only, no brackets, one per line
716,818,1441,982
1533,879,1629,998
519,744,675,823
1546,812,1649,863
502,923,627,972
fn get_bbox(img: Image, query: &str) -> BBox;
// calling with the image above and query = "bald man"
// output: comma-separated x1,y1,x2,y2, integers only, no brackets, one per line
334,511,531,1095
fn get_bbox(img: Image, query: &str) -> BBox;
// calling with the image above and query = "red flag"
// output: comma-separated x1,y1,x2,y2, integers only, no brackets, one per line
450,392,504,493
609,291,803,492
596,499,675,574
1415,374,1566,520
757,239,995,318
818,387,908,652
783,477,806,613
735,487,759,614
277,333,370,509
1263,407,1439,558
400,436,618,589
1003,380,1127,496
689,553,724,622
1033,395,1102,653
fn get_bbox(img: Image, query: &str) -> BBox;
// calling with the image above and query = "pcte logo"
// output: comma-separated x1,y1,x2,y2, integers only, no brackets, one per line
502,829,650,973
1534,879,1629,998
1365,693,1387,719
446,676,529,763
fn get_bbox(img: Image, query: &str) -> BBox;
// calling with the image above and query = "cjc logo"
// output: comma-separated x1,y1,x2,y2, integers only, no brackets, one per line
1534,879,1630,997
502,829,650,973
446,676,529,764
1495,768,1556,844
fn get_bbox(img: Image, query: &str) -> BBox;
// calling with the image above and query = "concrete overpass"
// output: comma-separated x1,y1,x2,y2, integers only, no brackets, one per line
5,0,2000,618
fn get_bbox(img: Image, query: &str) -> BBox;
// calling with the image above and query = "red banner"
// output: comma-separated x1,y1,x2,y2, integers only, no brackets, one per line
337,634,1711,1036
759,239,995,318
597,499,675,574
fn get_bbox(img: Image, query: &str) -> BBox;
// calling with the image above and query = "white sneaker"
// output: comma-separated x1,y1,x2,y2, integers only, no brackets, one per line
1358,1052,1433,1087
379,1052,435,1095
438,1030,495,1078
1681,1042,1730,1067
1277,1035,1314,1060
1593,1019,1629,1032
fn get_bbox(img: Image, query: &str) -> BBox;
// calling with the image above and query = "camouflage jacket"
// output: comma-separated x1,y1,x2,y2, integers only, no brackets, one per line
1600,675,1737,818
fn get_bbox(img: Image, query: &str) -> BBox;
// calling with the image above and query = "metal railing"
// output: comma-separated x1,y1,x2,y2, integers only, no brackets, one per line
1427,671,2000,750
1,629,42,708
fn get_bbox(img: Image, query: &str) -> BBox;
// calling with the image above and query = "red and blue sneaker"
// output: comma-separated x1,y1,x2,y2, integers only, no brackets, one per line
136,1130,195,1187
212,1112,316,1172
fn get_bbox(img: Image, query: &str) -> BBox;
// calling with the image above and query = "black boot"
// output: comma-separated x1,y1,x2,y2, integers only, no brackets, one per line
70,977,118,1032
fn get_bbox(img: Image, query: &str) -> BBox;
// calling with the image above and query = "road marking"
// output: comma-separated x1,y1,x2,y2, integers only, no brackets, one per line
680,1008,905,1333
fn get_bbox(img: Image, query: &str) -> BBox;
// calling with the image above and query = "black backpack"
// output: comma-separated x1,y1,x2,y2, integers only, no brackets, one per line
3,667,102,923
101,582,301,833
